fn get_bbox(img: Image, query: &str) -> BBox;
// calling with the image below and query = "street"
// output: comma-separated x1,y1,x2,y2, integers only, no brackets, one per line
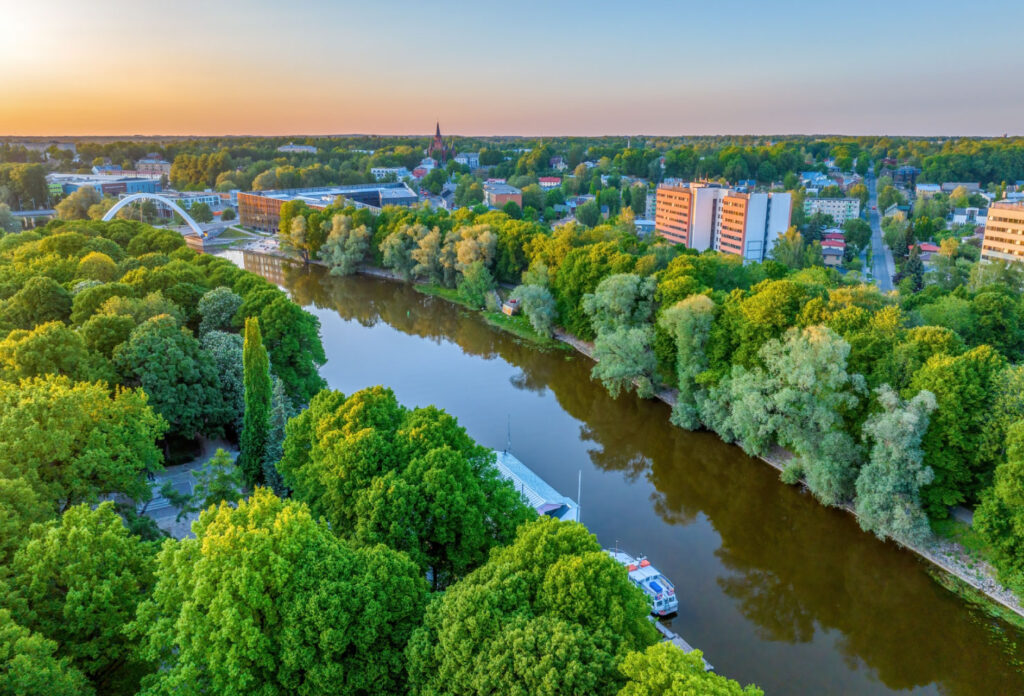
865,174,896,291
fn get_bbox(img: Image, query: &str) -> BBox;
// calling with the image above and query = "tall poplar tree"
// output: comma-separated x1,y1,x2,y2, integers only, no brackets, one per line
240,317,271,487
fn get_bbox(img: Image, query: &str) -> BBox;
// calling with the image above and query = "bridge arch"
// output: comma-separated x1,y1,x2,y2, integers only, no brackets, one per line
102,193,206,237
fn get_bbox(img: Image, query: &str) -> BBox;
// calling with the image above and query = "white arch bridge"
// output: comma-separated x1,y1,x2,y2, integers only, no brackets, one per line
101,193,207,237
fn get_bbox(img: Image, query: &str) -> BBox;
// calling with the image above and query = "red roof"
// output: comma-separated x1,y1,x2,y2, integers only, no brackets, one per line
910,243,940,253
823,232,845,240
539,177,561,184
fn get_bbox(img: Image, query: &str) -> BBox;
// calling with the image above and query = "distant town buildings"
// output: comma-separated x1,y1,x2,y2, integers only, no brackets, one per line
654,182,792,262
237,183,418,232
952,206,988,227
277,143,318,154
915,183,942,199
941,182,981,194
371,167,411,181
538,177,561,190
803,197,861,223
454,152,480,168
483,182,522,209
136,158,172,175
981,200,1024,263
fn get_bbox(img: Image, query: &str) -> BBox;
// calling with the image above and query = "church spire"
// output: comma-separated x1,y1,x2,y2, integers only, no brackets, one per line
435,121,441,138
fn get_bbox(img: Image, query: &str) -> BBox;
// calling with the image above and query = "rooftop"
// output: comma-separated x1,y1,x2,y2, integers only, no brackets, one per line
492,450,578,522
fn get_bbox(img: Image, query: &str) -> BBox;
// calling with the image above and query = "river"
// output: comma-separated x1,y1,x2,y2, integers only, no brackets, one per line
226,250,1024,695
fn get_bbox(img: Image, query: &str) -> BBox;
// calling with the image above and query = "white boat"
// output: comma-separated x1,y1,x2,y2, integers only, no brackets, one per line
607,550,679,616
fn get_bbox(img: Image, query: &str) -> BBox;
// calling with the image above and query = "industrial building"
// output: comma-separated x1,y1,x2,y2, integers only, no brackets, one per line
47,173,162,197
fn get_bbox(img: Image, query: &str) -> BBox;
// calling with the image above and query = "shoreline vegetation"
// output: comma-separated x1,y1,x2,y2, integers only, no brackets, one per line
243,241,1024,625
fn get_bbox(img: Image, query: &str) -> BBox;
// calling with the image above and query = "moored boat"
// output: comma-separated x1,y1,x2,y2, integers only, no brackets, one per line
607,549,678,616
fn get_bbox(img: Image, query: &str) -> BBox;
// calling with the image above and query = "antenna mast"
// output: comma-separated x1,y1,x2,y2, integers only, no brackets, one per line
577,469,582,525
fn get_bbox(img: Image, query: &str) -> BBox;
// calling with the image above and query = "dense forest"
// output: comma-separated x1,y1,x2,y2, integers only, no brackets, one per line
284,198,1024,600
0,219,760,695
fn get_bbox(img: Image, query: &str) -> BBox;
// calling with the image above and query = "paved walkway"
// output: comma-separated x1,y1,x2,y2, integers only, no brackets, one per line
141,437,236,539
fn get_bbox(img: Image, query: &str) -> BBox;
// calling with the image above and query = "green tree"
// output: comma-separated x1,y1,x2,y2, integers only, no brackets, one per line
240,317,271,487
0,477,50,564
0,202,20,234
130,488,427,696
0,321,112,383
55,186,101,220
617,642,762,696
0,609,92,696
576,199,601,226
659,294,716,429
201,330,245,433
8,503,156,694
842,218,871,252
407,517,658,696
583,273,656,335
279,387,533,588
263,377,295,497
114,314,228,440
76,251,118,283
717,326,865,505
457,260,496,309
975,422,1024,594
0,376,165,511
197,286,241,336
187,202,213,223
510,284,557,337
591,326,658,399
0,275,72,330
855,386,937,544
319,213,371,276
258,297,326,405
220,207,236,221
911,345,1008,515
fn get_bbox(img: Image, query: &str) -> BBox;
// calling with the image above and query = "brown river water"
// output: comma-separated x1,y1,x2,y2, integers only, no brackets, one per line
226,250,1024,695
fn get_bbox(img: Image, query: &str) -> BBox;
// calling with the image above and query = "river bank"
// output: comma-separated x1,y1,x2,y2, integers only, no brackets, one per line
239,243,1024,624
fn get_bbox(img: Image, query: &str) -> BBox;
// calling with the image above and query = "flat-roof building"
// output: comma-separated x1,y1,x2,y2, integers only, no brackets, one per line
47,173,162,197
982,200,1024,263
237,183,418,232
803,197,860,223
483,182,522,209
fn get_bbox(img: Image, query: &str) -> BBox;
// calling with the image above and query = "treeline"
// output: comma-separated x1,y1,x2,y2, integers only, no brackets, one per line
289,201,1024,597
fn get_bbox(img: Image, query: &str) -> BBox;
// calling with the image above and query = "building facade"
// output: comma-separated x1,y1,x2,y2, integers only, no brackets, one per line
802,197,861,223
136,159,172,175
48,173,162,197
655,182,791,261
237,183,418,232
982,201,1024,263
483,182,522,209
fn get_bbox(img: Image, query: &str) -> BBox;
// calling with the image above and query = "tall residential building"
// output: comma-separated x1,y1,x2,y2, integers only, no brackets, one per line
981,200,1024,263
654,182,791,261
802,197,861,223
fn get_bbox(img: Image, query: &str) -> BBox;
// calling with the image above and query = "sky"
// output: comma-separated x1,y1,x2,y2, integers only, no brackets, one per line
1,0,1023,137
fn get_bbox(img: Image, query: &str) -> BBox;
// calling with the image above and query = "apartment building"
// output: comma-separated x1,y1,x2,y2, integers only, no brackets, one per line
655,182,791,261
483,182,522,208
981,200,1024,263
802,197,861,223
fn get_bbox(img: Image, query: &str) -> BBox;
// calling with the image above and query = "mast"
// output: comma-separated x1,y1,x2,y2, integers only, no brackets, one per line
577,469,582,524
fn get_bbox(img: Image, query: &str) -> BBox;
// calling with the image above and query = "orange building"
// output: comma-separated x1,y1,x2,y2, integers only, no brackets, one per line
982,201,1024,263
718,193,749,256
654,184,694,245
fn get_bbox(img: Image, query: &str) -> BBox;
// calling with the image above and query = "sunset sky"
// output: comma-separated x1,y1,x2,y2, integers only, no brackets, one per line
2,0,1022,137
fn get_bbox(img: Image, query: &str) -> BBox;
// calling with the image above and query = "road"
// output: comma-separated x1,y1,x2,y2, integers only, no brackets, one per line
865,174,896,291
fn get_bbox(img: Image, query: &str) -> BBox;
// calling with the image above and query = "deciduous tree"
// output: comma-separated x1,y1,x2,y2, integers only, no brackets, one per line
240,317,271,486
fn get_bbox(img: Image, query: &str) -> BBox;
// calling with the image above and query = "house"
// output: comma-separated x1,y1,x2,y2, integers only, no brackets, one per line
821,238,846,267
910,242,941,261
538,177,561,190
370,167,411,181
800,171,836,190
893,166,920,186
941,182,981,194
634,219,656,237
915,183,941,199
952,207,988,226
550,156,567,171
411,167,429,179
884,203,910,220
454,152,480,169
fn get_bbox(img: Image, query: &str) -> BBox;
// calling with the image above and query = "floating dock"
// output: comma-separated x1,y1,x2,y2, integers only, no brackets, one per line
650,617,713,671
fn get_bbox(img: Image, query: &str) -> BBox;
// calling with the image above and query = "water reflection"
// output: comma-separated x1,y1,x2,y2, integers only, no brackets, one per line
231,251,1024,695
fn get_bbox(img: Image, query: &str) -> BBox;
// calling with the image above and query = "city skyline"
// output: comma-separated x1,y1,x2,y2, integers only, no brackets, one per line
2,0,1024,137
